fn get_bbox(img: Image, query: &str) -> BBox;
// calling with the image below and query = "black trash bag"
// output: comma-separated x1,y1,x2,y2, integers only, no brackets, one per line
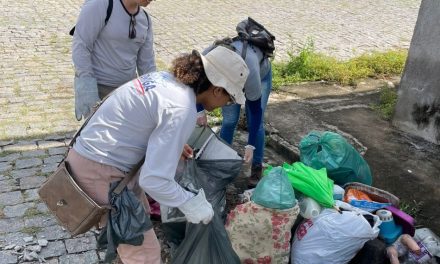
172,213,240,264
163,159,242,264
97,181,153,263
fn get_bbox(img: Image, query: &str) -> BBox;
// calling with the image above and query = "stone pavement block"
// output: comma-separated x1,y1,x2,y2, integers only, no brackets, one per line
35,202,48,214
3,202,34,218
0,153,20,162
39,240,67,259
0,191,23,206
21,149,46,158
23,189,39,202
24,215,57,229
43,155,63,165
0,218,25,233
36,225,70,241
22,259,59,264
15,158,43,170
20,176,46,190
0,162,12,173
11,168,39,179
0,231,32,246
0,251,17,264
37,141,66,150
65,236,97,254
48,147,67,156
41,163,58,174
2,142,38,153
0,180,19,193
58,251,99,264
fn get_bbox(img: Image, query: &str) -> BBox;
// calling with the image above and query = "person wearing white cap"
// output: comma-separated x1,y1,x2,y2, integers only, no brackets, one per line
198,37,273,188
64,46,249,263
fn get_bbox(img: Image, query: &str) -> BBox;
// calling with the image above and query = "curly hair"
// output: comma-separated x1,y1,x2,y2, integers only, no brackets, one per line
171,50,212,95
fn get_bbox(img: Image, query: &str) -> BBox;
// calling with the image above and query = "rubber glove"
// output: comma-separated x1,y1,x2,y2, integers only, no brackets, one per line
196,110,208,126
244,145,255,163
178,189,214,224
74,76,100,121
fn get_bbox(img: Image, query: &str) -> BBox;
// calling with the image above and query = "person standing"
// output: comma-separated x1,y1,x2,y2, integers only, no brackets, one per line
66,46,249,263
72,0,156,120
199,37,272,188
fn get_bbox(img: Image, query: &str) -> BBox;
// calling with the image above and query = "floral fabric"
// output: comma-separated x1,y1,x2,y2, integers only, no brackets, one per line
225,201,299,264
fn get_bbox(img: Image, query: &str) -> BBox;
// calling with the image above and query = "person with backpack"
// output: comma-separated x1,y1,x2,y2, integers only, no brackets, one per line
198,18,275,188
66,46,249,263
72,0,156,121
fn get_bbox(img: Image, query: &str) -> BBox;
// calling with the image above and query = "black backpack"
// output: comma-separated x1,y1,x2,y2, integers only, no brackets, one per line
69,0,149,36
233,17,276,60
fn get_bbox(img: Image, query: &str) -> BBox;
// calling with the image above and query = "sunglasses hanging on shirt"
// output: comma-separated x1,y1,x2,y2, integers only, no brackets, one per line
129,15,136,39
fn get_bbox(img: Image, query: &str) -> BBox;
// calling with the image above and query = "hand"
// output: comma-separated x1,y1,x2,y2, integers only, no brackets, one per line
196,111,208,126
178,189,214,224
74,76,100,121
244,145,255,163
180,144,193,160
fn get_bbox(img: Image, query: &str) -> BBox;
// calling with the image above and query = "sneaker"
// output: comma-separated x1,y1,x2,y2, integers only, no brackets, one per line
247,164,263,188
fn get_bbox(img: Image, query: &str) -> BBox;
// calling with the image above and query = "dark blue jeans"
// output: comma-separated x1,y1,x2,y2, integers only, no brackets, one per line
219,67,272,166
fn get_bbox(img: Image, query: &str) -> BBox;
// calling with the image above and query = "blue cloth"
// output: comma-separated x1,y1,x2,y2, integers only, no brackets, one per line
220,66,272,166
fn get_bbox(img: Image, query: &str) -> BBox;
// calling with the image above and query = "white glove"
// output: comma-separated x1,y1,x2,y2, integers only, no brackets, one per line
74,76,100,121
244,145,255,163
178,189,214,224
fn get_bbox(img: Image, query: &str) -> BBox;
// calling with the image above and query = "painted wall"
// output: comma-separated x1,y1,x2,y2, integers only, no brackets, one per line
393,0,440,145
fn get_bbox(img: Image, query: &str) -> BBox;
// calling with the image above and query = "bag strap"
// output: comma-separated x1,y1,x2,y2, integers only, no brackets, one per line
69,0,113,36
68,92,111,147
112,157,145,195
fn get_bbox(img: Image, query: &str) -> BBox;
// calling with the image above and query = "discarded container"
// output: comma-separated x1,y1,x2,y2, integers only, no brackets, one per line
376,209,402,245
385,205,415,236
333,184,345,200
298,196,322,219
408,228,440,263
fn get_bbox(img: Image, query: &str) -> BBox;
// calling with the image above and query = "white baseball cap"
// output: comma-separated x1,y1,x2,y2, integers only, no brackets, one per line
200,46,249,105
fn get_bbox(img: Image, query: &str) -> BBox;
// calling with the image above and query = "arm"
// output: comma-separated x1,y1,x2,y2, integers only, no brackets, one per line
72,0,108,78
137,12,156,75
138,107,195,207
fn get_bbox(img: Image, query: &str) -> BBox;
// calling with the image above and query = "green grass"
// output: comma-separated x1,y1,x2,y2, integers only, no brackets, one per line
24,207,42,218
399,199,424,220
272,39,407,89
371,86,398,120
21,226,42,235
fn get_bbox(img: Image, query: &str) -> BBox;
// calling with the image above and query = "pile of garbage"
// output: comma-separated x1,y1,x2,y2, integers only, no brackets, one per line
158,127,440,264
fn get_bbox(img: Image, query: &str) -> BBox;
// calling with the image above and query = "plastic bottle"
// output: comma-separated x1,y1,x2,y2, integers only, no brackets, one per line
376,209,402,245
299,197,322,219
333,184,345,200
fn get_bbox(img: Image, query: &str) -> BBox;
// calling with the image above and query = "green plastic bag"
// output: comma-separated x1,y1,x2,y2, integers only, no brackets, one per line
266,162,335,208
251,167,296,209
299,131,372,186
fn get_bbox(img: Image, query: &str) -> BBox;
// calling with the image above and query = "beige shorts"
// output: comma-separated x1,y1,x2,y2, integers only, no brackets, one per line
66,149,161,264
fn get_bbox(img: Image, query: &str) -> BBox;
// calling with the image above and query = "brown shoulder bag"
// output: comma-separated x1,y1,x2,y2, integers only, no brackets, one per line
38,99,143,236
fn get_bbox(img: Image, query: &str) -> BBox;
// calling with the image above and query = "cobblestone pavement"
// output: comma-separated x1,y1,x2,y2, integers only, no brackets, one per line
0,0,423,263
0,0,421,142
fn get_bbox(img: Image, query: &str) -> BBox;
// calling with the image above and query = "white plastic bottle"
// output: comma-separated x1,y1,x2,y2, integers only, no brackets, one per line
299,197,322,219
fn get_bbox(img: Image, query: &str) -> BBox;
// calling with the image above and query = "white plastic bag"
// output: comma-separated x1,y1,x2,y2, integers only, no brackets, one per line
291,201,381,264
